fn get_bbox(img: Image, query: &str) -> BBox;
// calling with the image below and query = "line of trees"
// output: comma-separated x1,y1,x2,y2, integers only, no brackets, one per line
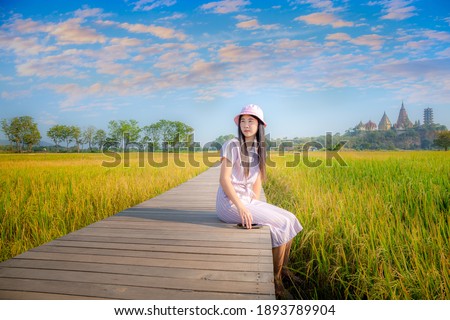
47,124,106,152
342,125,449,150
1,115,449,152
46,119,194,152
0,116,195,152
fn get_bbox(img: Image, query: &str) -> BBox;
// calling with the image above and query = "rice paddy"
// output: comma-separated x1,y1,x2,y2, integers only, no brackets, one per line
264,151,449,299
0,151,448,299
0,152,209,262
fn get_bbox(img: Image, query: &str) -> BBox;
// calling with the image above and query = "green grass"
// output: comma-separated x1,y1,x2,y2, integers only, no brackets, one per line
0,153,209,262
264,151,449,299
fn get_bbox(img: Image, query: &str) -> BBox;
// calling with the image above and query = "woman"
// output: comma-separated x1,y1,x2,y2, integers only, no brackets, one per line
216,104,303,298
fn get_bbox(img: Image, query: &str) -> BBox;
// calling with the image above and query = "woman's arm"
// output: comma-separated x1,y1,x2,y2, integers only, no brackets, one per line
219,158,253,228
252,173,261,201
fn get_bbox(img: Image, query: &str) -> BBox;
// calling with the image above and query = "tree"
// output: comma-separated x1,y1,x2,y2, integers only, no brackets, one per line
93,129,107,151
173,121,194,147
434,131,450,151
70,126,82,153
141,120,194,151
1,116,41,152
47,125,65,152
159,120,176,151
142,123,162,151
23,123,41,152
82,126,96,152
108,120,141,149
1,118,15,150
214,134,235,146
61,125,73,150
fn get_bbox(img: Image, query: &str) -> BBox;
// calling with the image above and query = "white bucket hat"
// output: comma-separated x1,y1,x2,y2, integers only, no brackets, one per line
234,104,267,127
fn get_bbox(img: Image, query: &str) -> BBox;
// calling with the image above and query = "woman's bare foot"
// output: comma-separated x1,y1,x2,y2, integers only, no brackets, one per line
282,267,302,283
275,278,293,300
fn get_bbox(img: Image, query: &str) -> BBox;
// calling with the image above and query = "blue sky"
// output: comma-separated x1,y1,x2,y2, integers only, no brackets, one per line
1,0,449,144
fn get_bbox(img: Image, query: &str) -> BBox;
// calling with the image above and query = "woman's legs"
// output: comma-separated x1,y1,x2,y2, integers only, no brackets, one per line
283,240,292,265
272,240,295,298
273,240,293,277
272,244,286,280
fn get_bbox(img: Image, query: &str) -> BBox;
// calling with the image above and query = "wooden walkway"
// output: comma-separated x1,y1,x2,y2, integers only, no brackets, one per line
0,166,275,299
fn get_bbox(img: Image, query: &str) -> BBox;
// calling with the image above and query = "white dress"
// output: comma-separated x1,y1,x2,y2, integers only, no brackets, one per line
216,138,303,248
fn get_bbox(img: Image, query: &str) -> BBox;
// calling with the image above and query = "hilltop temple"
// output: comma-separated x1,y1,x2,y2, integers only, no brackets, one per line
355,102,421,132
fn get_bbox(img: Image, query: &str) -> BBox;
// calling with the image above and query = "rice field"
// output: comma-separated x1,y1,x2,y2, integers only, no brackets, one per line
264,151,449,299
0,152,209,262
1,151,448,299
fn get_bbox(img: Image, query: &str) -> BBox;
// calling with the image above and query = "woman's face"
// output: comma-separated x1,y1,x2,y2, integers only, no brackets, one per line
240,114,259,140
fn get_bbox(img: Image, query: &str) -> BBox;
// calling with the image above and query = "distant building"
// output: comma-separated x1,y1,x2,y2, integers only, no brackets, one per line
354,102,439,133
424,108,434,126
354,120,377,131
355,121,365,131
378,112,392,131
394,101,413,130
365,120,377,131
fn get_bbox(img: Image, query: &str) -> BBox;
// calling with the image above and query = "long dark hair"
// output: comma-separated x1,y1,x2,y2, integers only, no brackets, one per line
238,115,266,181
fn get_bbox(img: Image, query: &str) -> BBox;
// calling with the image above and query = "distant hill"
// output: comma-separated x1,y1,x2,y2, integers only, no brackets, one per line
39,140,53,147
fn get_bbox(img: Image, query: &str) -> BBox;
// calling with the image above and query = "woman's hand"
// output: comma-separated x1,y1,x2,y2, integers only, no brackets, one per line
237,205,253,229
219,157,253,229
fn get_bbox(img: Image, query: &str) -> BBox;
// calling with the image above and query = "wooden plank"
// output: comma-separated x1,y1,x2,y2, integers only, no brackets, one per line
0,268,274,295
11,250,274,272
0,259,274,282
30,245,272,264
70,228,272,244
58,234,270,250
0,290,102,300
0,278,271,300
42,239,273,257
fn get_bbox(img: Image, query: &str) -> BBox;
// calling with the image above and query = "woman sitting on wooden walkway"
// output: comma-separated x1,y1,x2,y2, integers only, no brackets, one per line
216,104,303,298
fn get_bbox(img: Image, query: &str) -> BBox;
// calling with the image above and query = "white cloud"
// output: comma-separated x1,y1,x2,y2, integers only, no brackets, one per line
352,34,385,50
292,0,335,12
236,19,279,30
326,32,352,41
235,14,253,21
0,31,57,56
369,0,418,21
295,12,354,28
74,7,106,19
118,22,186,41
16,53,84,78
7,17,42,34
154,51,197,70
377,58,450,78
437,47,450,57
326,32,385,50
200,0,250,14
110,37,143,47
1,89,32,99
218,43,265,63
6,13,107,45
45,18,107,45
157,13,186,21
445,17,450,26
423,30,450,42
131,0,176,11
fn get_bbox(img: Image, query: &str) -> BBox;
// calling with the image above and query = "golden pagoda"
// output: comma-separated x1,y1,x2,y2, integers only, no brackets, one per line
378,112,392,130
